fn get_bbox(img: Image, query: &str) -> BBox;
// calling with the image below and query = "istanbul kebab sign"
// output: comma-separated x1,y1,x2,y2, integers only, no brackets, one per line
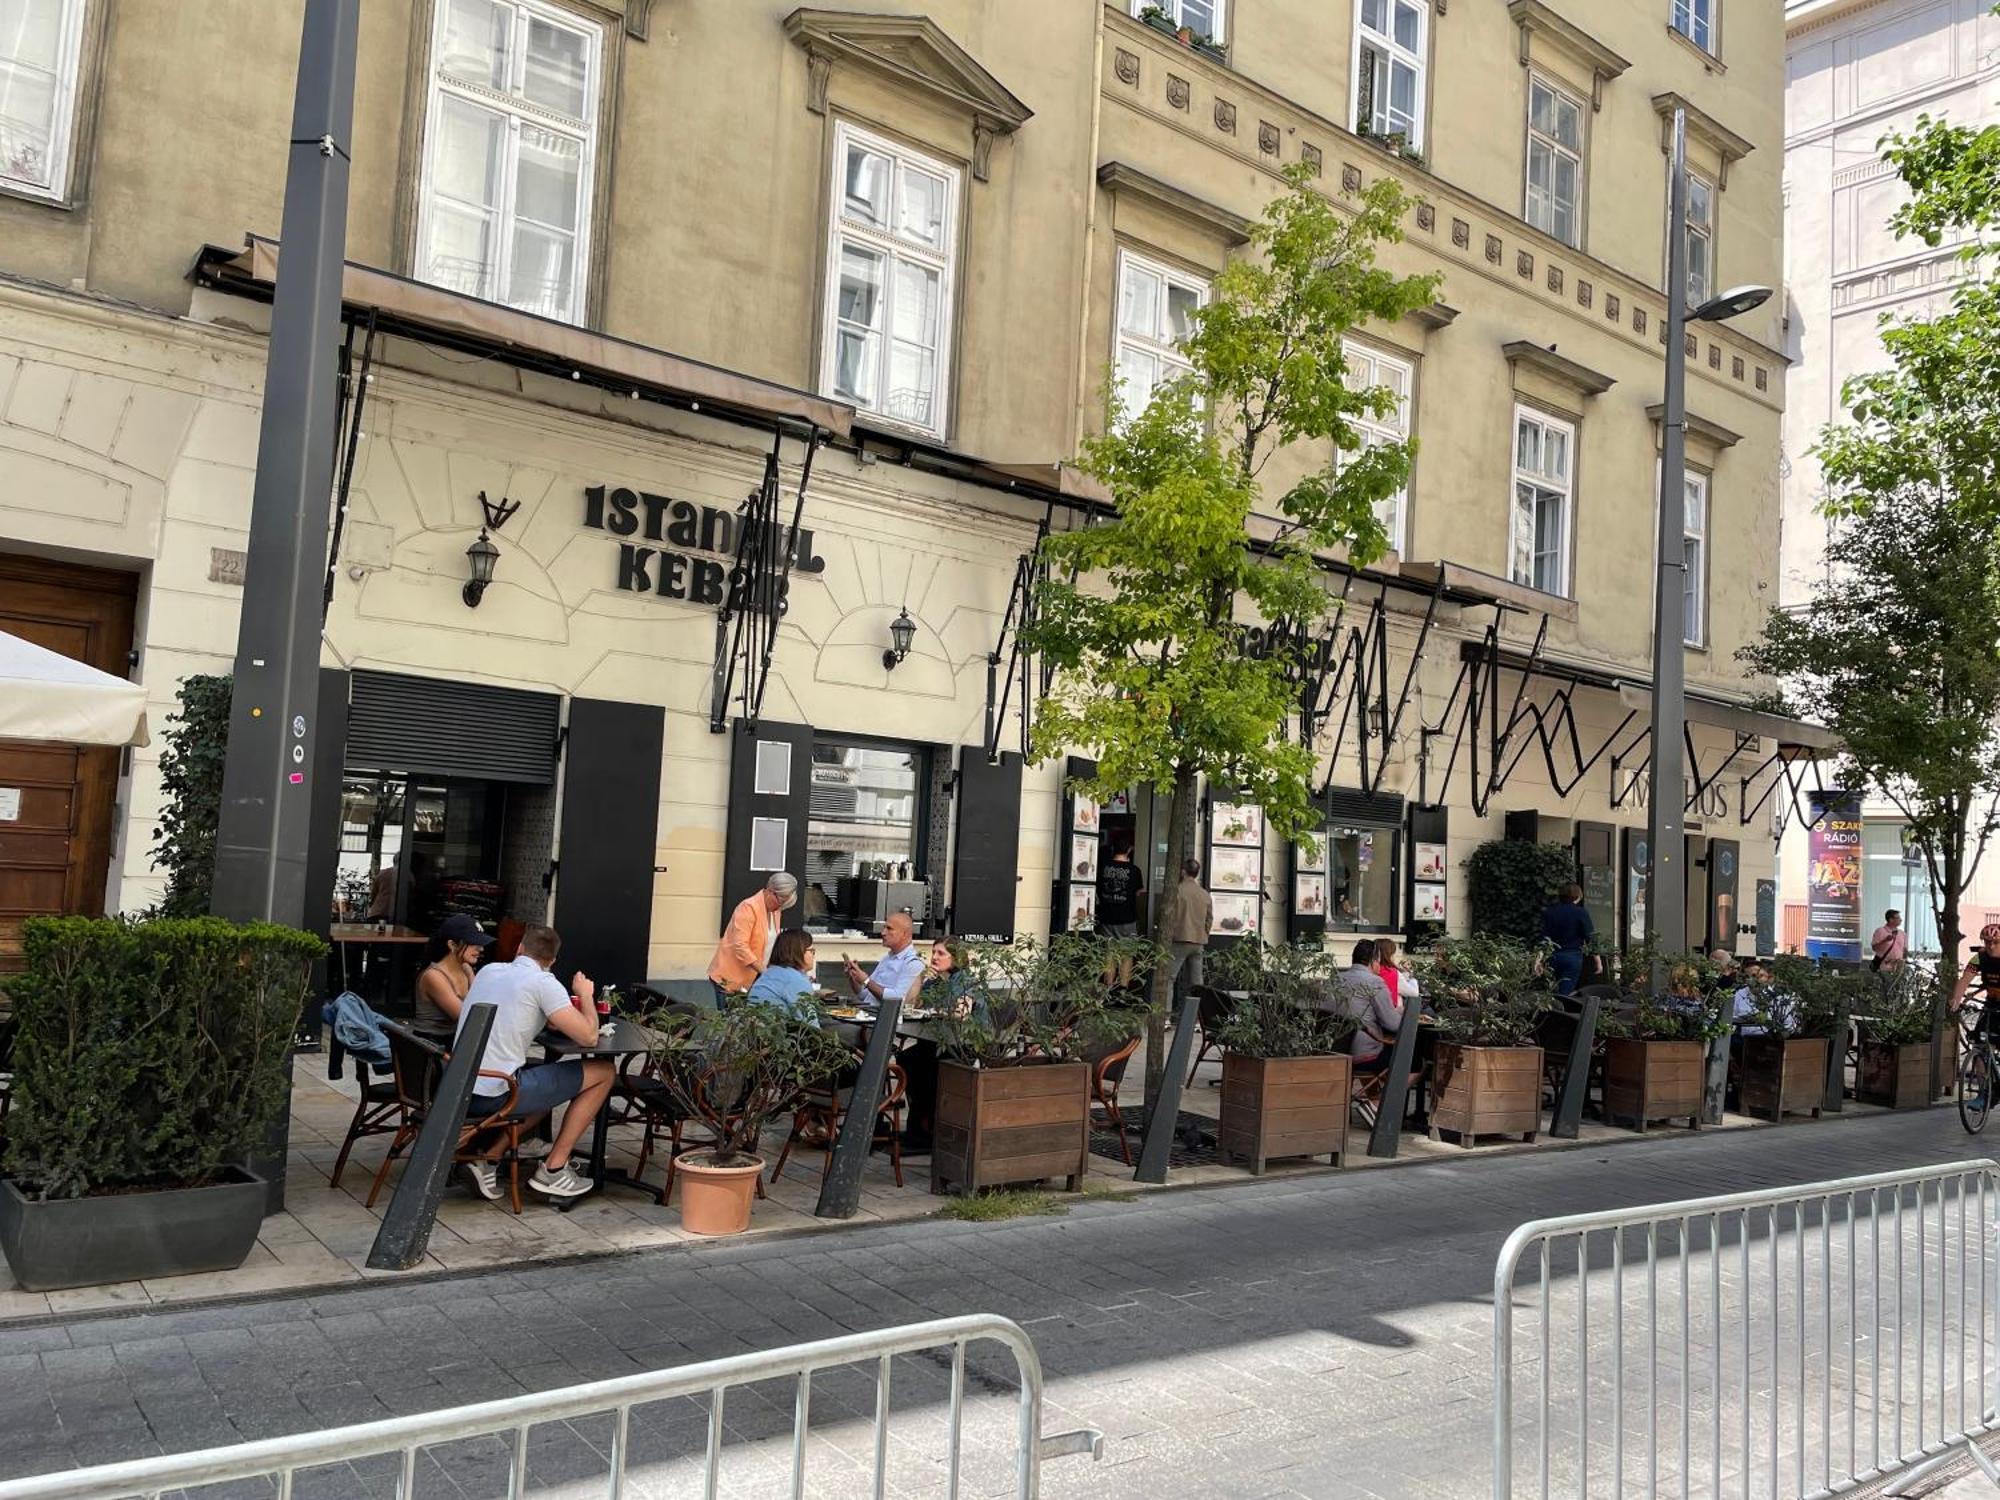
582,483,823,611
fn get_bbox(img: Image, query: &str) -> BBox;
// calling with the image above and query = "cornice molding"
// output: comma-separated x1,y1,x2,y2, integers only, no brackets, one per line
1506,0,1631,111
1095,161,1254,245
1645,402,1743,449
1653,92,1755,186
1504,340,1615,397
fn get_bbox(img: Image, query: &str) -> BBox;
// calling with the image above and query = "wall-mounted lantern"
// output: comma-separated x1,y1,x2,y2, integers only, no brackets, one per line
883,607,916,670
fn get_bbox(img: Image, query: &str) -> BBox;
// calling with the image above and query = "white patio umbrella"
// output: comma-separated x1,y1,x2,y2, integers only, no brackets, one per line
0,628,149,747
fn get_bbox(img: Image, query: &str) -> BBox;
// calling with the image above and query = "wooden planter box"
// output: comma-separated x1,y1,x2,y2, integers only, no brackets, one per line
1217,1053,1350,1175
1429,1044,1543,1146
1601,1038,1704,1132
1938,1026,1958,1100
931,1060,1088,1195
1855,1039,1933,1111
1738,1036,1828,1122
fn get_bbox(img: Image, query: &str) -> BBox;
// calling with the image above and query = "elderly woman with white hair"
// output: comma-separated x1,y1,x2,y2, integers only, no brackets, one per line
707,872,799,1004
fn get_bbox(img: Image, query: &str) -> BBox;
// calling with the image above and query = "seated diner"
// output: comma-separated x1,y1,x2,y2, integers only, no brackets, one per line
747,929,820,1016
413,913,490,1036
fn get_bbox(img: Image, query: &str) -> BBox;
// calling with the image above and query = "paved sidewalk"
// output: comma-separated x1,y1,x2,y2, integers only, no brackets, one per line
0,1105,1990,1497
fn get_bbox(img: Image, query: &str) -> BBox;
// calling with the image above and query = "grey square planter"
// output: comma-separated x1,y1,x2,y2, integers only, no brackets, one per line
0,1168,267,1292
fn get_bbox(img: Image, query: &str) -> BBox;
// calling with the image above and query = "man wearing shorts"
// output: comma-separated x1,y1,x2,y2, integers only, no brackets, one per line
454,924,613,1201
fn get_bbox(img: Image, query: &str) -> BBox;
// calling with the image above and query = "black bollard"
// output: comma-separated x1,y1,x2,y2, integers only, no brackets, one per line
1134,985,1203,1184
817,995,902,1218
367,1004,495,1271
1547,993,1601,1140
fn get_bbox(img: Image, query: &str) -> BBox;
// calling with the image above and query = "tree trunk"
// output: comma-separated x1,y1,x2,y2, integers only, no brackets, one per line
1931,823,1965,1100
1144,761,1201,1110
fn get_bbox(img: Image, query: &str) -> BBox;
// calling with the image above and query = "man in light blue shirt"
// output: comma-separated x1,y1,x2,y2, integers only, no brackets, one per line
844,911,925,1004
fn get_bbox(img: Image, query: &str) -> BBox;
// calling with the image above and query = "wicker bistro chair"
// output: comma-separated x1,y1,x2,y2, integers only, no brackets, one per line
364,1022,551,1214
770,1051,908,1188
1086,1034,1142,1164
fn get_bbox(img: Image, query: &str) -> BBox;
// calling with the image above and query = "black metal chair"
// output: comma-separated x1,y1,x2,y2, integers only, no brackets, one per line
1185,987,1236,1085
364,1022,549,1214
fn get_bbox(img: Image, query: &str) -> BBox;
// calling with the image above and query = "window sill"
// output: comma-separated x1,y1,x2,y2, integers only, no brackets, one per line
1664,24,1724,73
1131,10,1230,66
0,180,76,212
1355,130,1429,174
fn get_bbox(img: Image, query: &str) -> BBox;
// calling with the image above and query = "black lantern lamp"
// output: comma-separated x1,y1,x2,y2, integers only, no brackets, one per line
462,529,500,608
883,607,916,670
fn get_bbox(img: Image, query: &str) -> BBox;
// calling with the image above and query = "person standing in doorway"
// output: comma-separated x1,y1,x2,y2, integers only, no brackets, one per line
708,872,798,1004
1164,858,1212,1000
1871,909,1907,972
1539,882,1595,996
1097,839,1146,938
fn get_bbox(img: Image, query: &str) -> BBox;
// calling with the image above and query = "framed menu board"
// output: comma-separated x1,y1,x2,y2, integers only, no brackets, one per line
1292,827,1329,943
1056,756,1100,933
1206,797,1265,940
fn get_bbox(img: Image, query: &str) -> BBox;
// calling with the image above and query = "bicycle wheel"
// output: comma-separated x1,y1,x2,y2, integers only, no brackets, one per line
1959,1037,1991,1134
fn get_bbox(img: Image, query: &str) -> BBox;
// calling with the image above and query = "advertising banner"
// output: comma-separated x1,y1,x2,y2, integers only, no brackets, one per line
1806,791,1865,961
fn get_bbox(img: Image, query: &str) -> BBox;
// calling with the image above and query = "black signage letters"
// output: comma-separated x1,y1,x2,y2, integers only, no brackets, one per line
584,483,819,614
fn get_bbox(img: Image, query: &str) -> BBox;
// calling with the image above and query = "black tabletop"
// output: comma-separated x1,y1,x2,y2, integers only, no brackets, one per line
537,1019,657,1058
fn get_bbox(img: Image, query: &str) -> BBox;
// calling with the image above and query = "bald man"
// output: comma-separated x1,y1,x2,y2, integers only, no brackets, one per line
845,911,926,1005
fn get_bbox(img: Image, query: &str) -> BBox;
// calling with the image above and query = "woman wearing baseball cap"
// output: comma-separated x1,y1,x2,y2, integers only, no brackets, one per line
414,913,492,1036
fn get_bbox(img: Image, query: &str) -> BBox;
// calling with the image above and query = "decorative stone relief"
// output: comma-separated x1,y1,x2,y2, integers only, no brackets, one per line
1732,355,1745,380
1301,143,1322,176
1342,162,1362,193
1633,307,1647,334
1707,343,1722,369
1115,48,1140,86
1452,217,1470,249
1214,97,1235,132
1755,367,1769,392
1258,120,1280,155
1517,250,1534,279
1166,73,1190,110
1485,234,1502,264
1546,265,1563,295
1577,279,1593,309
1605,293,1620,321
1416,202,1435,232
805,49,832,114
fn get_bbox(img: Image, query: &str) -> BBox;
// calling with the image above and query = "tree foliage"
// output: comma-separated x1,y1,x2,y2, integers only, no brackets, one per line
150,674,233,917
1023,167,1441,844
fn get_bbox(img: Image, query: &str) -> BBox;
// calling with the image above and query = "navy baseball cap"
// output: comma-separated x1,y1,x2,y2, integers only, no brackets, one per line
436,914,491,948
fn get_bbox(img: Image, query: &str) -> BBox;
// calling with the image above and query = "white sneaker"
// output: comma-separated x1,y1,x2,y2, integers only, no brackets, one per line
464,1162,502,1201
528,1162,591,1199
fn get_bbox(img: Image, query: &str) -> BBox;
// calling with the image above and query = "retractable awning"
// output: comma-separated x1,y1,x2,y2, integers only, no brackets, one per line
193,236,854,439
0,630,148,747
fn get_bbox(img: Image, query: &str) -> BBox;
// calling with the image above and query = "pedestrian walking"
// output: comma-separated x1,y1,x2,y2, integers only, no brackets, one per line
1871,908,1907,972
1163,858,1211,1000
1539,882,1595,996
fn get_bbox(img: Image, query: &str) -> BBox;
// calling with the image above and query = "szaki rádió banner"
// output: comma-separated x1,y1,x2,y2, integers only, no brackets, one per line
1806,791,1864,962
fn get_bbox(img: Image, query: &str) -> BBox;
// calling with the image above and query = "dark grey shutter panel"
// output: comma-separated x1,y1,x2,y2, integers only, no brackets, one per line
722,721,813,929
1576,820,1618,948
347,669,559,784
553,698,664,986
1325,787,1404,827
953,749,1022,942
1407,803,1448,945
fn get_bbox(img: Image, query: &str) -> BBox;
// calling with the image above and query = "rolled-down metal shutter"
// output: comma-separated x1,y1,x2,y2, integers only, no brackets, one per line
346,669,560,784
1324,787,1404,826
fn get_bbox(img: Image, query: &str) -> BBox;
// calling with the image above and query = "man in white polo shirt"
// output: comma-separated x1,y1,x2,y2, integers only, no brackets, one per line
454,924,612,1201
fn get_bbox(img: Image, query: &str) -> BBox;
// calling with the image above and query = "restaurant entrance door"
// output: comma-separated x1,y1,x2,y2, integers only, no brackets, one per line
0,555,136,971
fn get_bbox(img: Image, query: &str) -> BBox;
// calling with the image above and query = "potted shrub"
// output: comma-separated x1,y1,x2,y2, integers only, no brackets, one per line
1855,968,1935,1110
928,934,1155,1195
1208,941,1357,1175
1419,935,1552,1146
1598,963,1725,1132
1,915,323,1292
1137,5,1180,38
1735,956,1847,1122
648,1003,848,1235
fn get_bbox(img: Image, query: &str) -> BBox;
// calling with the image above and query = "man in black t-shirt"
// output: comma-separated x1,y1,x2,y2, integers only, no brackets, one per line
1097,842,1146,938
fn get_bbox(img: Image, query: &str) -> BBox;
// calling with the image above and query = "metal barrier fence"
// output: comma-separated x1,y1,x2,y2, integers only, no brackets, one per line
1494,1160,2000,1500
0,1313,1102,1500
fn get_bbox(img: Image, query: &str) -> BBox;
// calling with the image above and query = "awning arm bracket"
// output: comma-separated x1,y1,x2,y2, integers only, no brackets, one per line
323,309,379,623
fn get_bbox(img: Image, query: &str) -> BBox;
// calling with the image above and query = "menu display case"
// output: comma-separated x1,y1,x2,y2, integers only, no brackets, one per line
1056,756,1100,933
1207,798,1265,941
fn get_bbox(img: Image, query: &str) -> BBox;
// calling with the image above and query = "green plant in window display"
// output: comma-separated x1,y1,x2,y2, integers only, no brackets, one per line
1024,164,1440,1105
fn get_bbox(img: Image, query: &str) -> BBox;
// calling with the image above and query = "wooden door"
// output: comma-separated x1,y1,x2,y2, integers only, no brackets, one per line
0,556,138,970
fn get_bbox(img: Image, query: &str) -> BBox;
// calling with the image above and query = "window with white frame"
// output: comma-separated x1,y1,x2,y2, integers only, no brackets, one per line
1339,341,1414,554
1525,76,1583,248
1129,0,1222,41
1682,171,1715,307
1680,470,1706,646
1355,0,1428,149
821,121,959,437
415,0,602,324
1114,249,1206,424
0,0,88,201
1671,0,1714,54
1511,407,1573,597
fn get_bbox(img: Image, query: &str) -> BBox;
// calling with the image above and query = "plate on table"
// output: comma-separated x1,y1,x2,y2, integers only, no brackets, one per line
904,1008,938,1021
826,1006,863,1020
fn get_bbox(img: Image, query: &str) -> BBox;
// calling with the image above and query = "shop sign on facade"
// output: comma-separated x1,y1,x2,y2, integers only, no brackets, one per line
582,484,824,610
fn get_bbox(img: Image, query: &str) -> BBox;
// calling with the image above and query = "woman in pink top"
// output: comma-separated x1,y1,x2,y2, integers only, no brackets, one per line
1371,937,1405,1005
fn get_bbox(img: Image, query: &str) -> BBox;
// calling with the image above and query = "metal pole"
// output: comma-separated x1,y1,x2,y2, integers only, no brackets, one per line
817,995,902,1217
366,1007,495,1270
1647,106,1692,979
207,0,359,1216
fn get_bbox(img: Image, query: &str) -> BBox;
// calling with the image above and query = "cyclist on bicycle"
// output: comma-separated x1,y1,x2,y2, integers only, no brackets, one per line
1948,923,2000,1023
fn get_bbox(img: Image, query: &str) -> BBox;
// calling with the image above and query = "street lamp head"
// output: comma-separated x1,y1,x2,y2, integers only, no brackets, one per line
882,607,917,670
1690,284,1773,324
462,529,500,608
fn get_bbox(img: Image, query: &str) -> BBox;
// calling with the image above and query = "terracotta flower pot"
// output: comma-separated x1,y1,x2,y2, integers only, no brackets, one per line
674,1150,765,1236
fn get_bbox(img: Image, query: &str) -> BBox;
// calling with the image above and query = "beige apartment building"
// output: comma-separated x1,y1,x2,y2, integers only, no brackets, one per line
1779,0,2000,957
0,0,1797,986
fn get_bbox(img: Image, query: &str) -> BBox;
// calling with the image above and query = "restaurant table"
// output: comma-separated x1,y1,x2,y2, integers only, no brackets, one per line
536,1019,659,1203
328,923,428,994
817,1005,947,1149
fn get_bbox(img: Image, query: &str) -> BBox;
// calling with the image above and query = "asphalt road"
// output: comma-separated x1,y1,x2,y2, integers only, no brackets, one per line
0,1106,1990,1498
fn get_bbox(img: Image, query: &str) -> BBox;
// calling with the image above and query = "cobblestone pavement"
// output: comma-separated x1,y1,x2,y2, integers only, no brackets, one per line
0,1107,1990,1499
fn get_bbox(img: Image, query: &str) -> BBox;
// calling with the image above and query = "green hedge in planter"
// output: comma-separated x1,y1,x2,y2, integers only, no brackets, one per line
4,916,325,1201
1465,839,1578,943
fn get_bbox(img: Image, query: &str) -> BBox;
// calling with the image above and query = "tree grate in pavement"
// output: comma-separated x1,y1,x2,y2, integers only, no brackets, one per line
1088,1109,1223,1168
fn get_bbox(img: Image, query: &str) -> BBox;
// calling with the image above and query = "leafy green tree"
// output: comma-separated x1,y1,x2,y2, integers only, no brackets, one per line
150,674,233,917
1023,166,1439,1099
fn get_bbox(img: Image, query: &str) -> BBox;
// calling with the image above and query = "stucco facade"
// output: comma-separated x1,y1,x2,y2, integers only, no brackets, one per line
0,0,1793,979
